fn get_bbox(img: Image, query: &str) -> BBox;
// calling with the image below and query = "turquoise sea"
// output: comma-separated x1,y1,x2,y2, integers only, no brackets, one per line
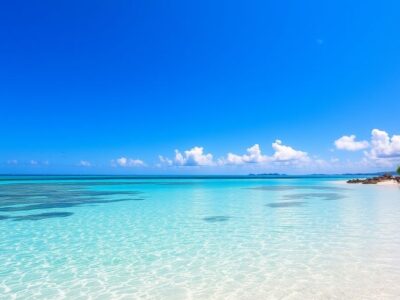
1,176,399,299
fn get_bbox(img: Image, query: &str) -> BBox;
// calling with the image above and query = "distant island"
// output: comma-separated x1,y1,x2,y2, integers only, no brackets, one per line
248,173,288,176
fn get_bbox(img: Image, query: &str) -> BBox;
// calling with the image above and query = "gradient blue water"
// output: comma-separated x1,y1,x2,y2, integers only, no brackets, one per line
1,177,400,299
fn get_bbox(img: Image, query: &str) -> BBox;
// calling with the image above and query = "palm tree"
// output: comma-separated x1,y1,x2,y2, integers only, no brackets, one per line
397,165,400,176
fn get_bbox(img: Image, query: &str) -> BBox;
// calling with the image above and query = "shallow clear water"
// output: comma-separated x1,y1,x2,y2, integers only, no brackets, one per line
1,176,400,299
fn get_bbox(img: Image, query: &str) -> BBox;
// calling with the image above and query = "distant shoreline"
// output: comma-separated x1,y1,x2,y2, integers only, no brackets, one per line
347,174,400,185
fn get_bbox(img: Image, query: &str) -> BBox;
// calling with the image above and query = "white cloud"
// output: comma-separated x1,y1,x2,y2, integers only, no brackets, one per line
271,140,309,162
158,155,173,166
334,135,369,151
159,146,214,166
332,129,400,170
79,160,91,167
220,141,309,166
366,129,400,159
112,157,145,167
222,144,268,165
6,159,50,166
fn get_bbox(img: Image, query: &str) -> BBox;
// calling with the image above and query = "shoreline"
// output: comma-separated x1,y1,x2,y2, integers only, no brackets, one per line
376,179,399,185
333,179,399,186
347,174,400,185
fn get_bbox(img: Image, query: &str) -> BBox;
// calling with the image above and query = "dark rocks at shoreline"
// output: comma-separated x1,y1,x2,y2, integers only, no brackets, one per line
347,173,400,184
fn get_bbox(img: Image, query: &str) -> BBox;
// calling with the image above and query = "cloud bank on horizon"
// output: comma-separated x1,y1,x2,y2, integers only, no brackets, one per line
151,129,400,171
157,140,310,167
4,129,400,173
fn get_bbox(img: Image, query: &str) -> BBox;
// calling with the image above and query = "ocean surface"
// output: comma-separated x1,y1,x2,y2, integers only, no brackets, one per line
0,176,399,299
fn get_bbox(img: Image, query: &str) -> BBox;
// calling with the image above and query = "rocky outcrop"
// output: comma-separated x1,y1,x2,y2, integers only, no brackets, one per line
347,173,400,184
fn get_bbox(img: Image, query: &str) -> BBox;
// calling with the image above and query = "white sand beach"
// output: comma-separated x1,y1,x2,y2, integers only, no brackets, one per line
377,180,400,185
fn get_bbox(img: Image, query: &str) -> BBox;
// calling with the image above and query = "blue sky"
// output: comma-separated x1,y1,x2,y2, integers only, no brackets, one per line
1,0,400,174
